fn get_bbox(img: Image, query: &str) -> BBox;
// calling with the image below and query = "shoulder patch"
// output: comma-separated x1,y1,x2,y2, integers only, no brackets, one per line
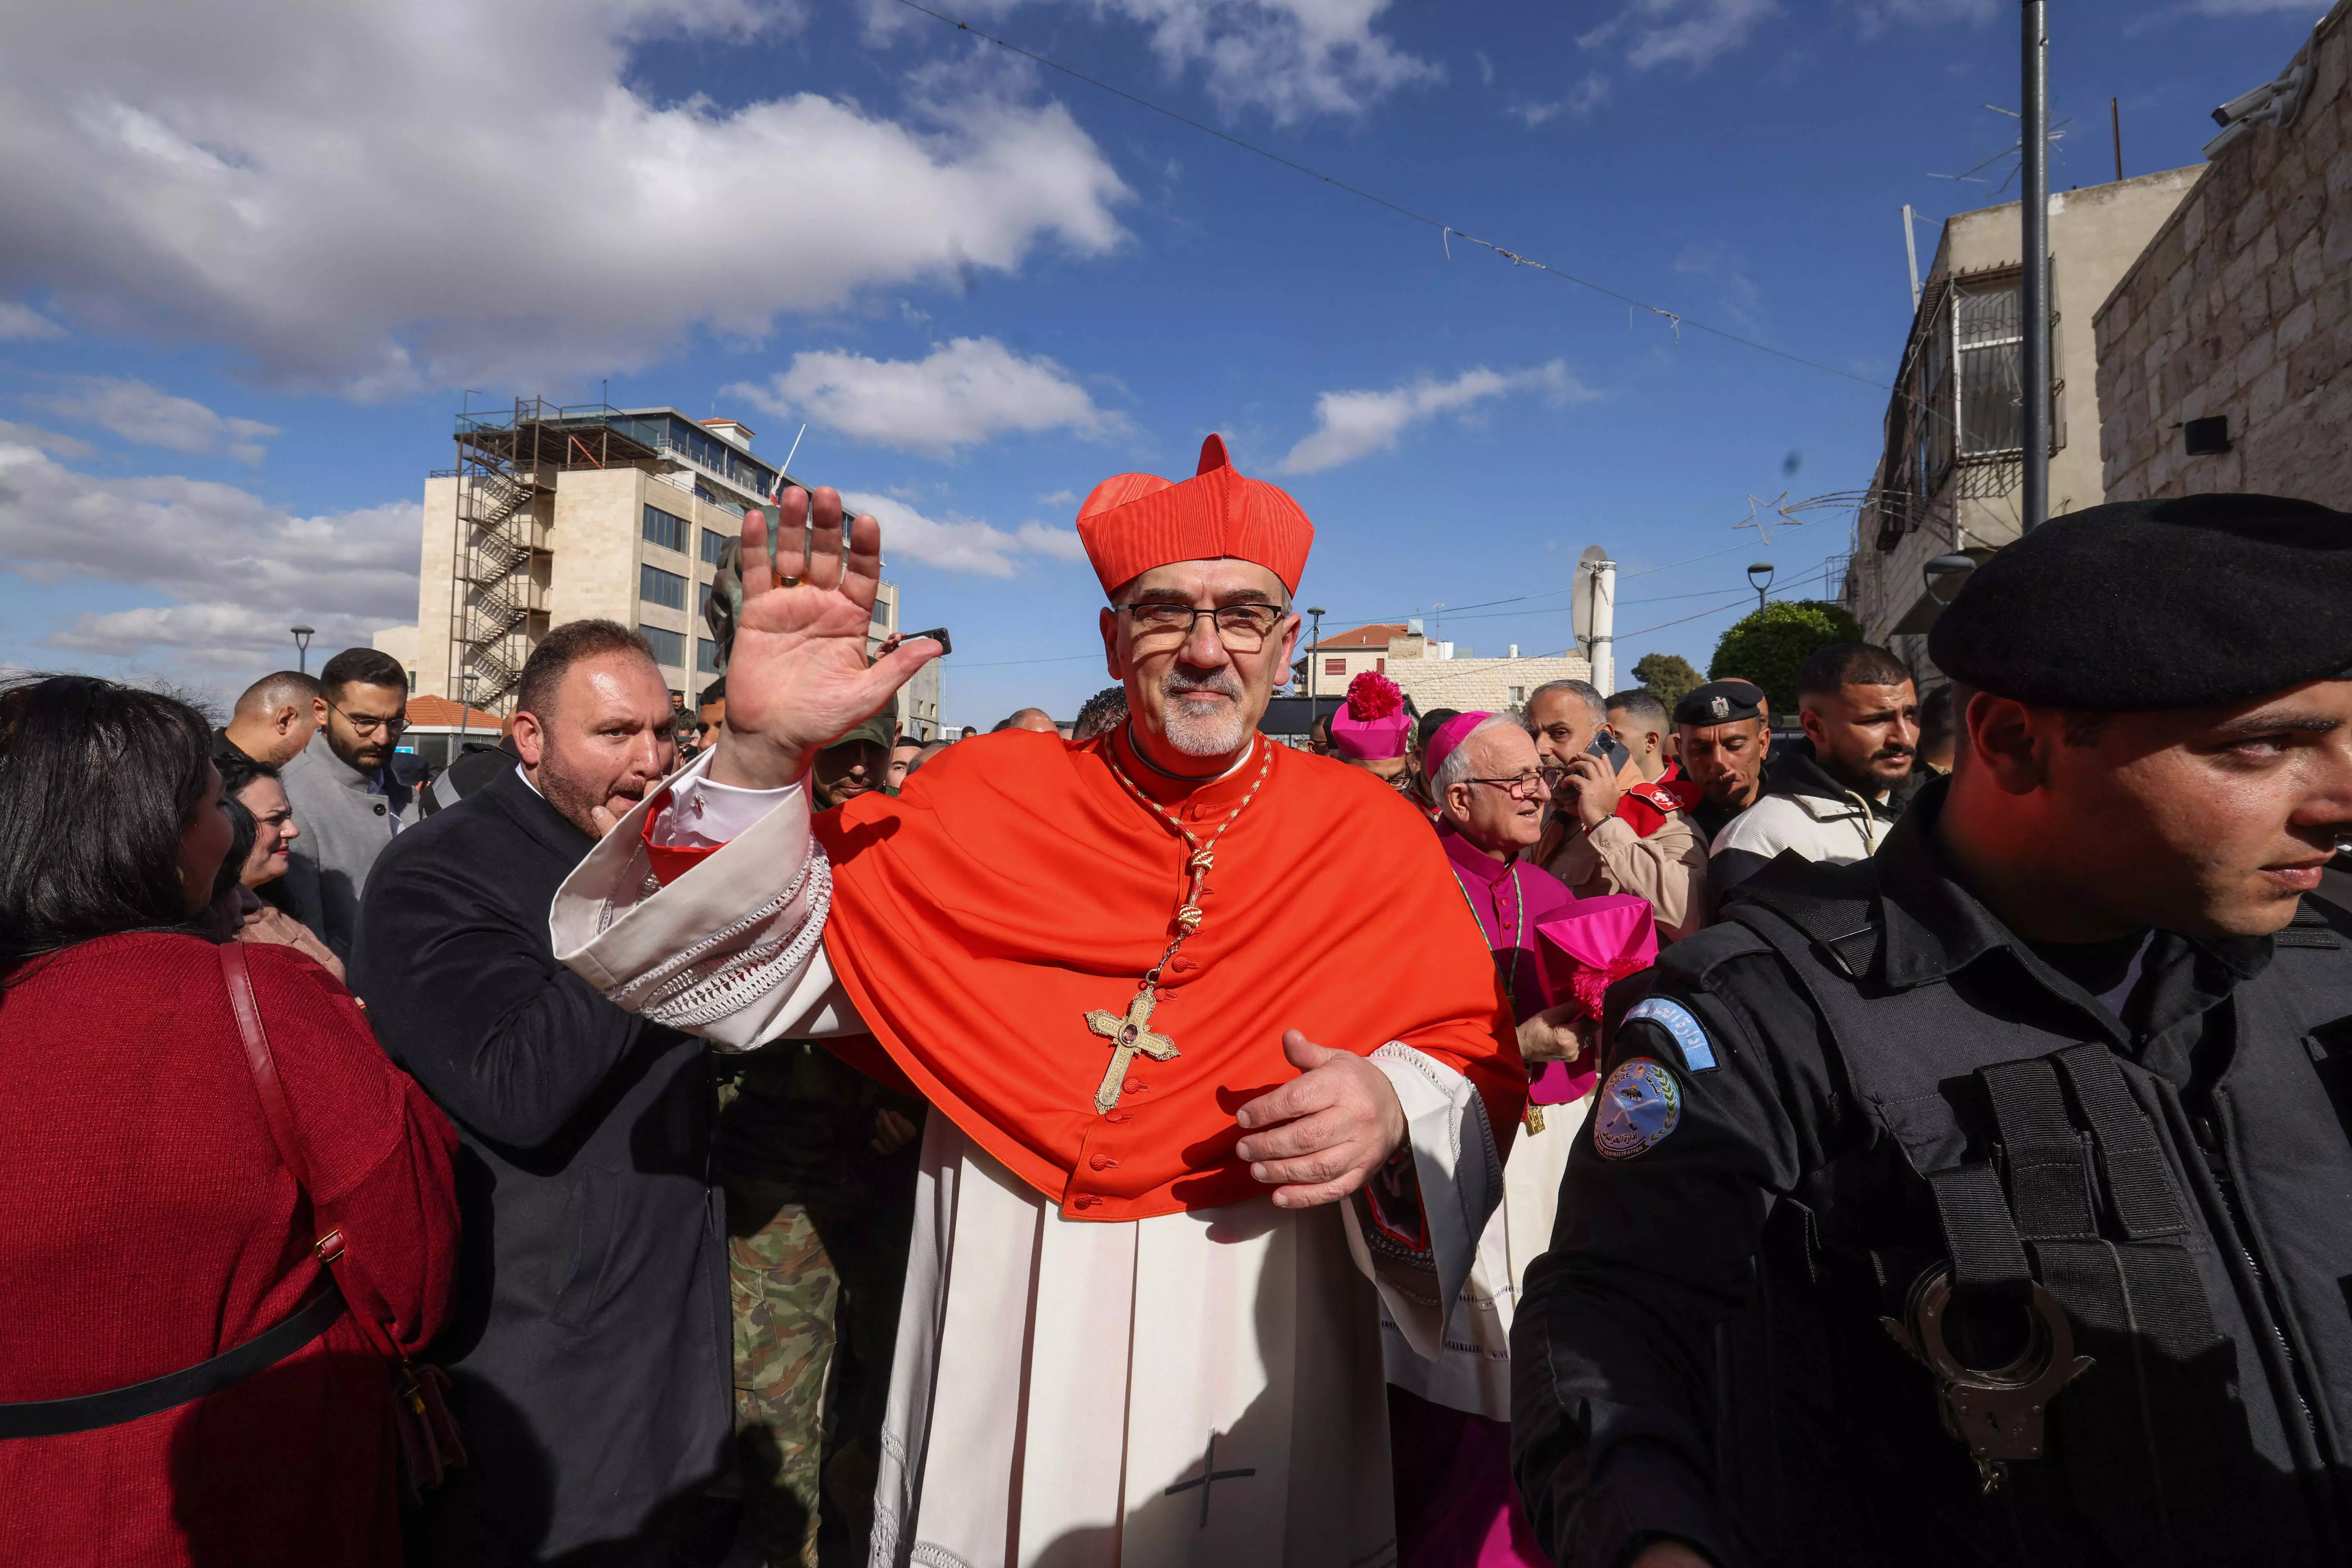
1623,996,1717,1072
1593,1058,1682,1160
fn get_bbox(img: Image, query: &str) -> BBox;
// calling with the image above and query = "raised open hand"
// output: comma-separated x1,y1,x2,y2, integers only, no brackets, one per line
709,486,941,790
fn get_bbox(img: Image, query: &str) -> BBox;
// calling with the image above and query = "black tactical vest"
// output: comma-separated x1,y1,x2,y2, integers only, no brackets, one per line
1695,864,2352,1568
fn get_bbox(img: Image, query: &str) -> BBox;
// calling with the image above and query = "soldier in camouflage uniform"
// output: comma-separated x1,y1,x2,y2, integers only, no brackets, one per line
721,1040,922,1568
706,536,925,1568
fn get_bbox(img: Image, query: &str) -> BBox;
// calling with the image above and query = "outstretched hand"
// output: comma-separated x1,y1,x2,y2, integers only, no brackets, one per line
1233,1029,1407,1208
709,486,941,791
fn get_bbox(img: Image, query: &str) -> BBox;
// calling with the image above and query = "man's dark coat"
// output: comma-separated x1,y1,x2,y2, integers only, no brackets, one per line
354,764,728,1564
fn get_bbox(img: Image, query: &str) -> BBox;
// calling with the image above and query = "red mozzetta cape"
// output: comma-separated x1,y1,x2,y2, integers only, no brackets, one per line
803,728,1524,1221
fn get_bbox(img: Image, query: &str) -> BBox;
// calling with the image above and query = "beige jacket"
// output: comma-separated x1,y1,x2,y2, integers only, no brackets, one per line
1539,803,1711,943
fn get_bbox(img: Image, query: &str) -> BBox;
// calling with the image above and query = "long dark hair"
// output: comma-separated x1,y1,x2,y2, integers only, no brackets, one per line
0,675,218,971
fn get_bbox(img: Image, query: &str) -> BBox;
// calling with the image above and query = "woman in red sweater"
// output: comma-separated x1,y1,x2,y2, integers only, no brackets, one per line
0,675,461,1566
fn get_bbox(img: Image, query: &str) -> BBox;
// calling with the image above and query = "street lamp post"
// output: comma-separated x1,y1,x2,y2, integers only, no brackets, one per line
290,625,315,674
2021,0,2051,532
1923,554,1978,606
1747,563,1776,613
458,670,479,757
1305,606,1327,713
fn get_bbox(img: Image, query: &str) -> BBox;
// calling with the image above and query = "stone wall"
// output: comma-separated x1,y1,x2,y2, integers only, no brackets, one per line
2096,4,2352,503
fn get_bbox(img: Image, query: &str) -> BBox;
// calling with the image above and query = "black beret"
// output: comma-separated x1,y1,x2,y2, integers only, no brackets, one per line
1929,494,2352,711
1673,679,1766,726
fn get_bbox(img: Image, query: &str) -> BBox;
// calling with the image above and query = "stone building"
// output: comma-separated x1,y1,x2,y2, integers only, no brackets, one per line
1842,168,2201,674
2095,2,2352,503
372,399,942,739
1293,621,1590,715
1294,622,1410,696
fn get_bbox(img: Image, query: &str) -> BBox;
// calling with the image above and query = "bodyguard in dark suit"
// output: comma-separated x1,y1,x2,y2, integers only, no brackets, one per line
354,622,725,1565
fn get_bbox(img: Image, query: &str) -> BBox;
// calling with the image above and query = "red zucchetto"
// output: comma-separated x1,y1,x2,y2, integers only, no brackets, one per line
1075,434,1315,596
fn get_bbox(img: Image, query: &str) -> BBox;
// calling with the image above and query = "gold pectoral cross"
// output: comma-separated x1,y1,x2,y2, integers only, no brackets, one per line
1084,987,1181,1114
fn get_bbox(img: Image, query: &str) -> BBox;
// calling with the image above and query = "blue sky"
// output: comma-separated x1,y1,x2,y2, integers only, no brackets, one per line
0,0,2325,726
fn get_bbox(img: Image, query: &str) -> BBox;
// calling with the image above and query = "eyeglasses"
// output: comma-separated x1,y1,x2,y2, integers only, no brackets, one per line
1114,602,1288,652
1465,772,1551,800
325,698,407,737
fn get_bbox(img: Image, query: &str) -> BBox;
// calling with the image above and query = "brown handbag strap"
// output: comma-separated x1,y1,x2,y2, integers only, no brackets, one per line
216,942,405,1363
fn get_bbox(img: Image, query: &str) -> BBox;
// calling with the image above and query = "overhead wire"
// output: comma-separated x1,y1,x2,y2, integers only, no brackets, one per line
889,0,1896,397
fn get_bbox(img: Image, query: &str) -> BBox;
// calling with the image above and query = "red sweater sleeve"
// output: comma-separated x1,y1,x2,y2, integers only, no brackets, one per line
245,946,461,1355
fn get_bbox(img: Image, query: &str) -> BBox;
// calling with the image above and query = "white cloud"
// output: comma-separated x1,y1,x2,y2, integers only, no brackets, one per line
1278,361,1596,474
1513,72,1612,126
846,490,1089,577
0,0,1128,396
729,337,1124,457
1015,520,1089,561
27,376,280,463
868,0,1438,123
1579,0,1780,70
0,300,63,340
1585,0,2007,69
0,434,417,671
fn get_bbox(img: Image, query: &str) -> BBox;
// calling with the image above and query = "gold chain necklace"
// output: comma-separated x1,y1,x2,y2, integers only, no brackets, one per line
1080,726,1274,1114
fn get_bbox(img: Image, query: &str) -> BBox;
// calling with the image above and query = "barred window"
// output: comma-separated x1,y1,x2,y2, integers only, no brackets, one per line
641,564,688,611
640,624,686,667
643,504,690,554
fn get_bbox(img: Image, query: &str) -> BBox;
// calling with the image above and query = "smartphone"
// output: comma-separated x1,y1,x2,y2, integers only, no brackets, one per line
1588,733,1629,772
901,626,953,656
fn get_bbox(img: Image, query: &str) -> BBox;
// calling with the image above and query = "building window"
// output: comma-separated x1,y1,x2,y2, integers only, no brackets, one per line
698,637,723,675
1509,686,1526,705
1376,657,1385,673
1954,282,2024,457
643,504,690,554
698,579,713,616
641,564,687,611
701,527,731,565
640,624,686,668
1325,659,1346,676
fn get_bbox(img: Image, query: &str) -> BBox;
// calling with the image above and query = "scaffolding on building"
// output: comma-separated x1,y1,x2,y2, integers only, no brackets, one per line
443,398,667,711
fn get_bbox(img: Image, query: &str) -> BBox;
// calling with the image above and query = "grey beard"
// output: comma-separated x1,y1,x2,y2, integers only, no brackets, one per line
1158,669,1249,757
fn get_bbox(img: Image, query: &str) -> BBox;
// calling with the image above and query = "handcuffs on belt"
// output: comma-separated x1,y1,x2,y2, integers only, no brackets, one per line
1881,1264,2096,1494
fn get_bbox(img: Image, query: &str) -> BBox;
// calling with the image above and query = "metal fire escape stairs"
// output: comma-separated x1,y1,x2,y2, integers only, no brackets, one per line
450,407,550,710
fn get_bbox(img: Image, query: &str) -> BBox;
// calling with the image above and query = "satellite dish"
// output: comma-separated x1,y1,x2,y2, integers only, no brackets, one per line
1572,545,1607,653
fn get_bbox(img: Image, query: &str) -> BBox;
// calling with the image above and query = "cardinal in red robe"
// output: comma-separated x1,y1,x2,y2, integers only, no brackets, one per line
556,436,1524,1568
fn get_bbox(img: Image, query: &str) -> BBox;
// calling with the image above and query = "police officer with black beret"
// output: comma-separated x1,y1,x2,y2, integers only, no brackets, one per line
1670,679,1771,842
1512,495,2352,1568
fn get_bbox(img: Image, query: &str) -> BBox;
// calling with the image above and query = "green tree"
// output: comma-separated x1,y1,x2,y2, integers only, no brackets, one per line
1629,653,1702,709
1708,601,1866,715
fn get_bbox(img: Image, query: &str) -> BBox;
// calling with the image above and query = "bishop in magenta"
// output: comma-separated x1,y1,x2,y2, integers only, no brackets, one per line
552,436,1526,1567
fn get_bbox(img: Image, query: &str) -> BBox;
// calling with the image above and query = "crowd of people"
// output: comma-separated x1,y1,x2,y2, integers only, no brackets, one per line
0,443,2348,1568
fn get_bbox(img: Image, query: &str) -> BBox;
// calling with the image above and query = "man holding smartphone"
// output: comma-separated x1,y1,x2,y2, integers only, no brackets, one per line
1527,680,1711,941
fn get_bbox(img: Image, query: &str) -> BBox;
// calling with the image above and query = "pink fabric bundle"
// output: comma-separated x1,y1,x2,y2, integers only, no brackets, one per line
1331,670,1412,760
1535,895,1660,1024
